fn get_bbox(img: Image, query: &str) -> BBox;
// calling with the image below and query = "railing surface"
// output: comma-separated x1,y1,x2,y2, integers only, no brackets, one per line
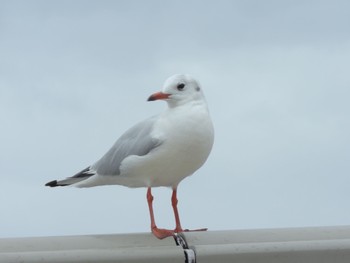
1,226,350,263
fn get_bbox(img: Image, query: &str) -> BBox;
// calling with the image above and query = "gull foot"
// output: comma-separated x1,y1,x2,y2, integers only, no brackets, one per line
175,227,208,233
151,227,175,239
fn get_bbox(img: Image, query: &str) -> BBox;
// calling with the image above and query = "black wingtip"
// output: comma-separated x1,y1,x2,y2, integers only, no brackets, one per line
45,180,59,187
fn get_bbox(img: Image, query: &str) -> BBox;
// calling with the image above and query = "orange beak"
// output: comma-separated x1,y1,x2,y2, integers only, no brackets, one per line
147,92,171,101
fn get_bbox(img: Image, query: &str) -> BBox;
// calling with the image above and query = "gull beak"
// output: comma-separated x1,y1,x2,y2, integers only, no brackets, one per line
147,92,171,101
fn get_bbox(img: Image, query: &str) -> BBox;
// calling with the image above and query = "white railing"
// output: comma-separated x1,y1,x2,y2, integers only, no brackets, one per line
1,226,350,262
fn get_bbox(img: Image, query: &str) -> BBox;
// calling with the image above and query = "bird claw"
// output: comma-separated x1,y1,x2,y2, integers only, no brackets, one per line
151,227,175,239
151,226,208,239
175,227,208,233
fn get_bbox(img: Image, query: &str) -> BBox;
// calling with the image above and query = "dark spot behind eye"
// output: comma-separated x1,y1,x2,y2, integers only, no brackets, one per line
177,83,185,91
196,86,200,91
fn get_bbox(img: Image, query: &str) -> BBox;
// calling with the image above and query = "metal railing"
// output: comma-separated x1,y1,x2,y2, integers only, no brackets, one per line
1,226,350,263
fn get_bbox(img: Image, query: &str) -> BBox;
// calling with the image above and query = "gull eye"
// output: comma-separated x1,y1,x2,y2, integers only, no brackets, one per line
177,83,185,91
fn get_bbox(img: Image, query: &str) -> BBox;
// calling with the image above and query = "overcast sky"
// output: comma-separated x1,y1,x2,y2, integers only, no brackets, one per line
1,0,350,238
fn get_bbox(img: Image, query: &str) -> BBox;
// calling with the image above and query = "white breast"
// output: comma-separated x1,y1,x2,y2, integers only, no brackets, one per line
119,102,214,188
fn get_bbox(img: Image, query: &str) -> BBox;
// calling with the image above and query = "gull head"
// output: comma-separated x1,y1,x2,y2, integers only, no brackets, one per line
148,74,205,107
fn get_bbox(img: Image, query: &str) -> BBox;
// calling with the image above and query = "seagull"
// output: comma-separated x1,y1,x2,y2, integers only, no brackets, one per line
45,74,214,239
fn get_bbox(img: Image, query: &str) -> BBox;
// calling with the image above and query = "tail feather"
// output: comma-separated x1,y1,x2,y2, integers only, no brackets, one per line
45,166,95,187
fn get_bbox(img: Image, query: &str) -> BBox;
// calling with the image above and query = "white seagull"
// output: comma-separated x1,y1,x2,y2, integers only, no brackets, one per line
45,74,214,239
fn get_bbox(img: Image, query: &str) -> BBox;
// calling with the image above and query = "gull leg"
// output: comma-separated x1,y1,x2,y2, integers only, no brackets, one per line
171,188,184,232
147,187,174,239
171,188,208,233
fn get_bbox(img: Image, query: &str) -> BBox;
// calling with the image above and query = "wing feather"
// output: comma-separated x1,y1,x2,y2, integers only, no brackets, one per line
91,116,161,176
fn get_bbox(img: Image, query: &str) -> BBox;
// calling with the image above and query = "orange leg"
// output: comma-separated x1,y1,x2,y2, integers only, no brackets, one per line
147,187,173,239
171,188,208,233
172,188,184,232
147,187,207,239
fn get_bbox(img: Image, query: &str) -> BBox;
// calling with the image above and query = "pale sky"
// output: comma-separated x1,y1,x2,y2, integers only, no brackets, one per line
1,0,350,238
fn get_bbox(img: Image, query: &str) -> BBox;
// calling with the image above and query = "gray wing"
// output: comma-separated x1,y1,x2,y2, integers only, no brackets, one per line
91,115,162,176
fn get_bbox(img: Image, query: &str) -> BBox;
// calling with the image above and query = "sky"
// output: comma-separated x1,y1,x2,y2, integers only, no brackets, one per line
1,0,350,238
